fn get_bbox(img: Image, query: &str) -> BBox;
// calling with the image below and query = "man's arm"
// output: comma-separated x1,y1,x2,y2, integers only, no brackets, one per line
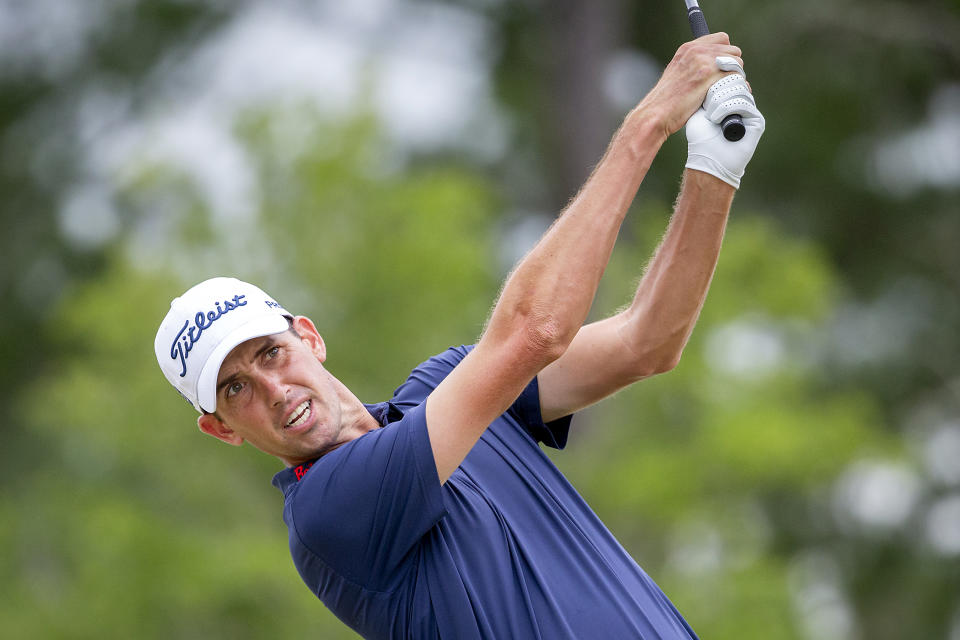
537,169,733,423
537,50,766,424
424,34,743,483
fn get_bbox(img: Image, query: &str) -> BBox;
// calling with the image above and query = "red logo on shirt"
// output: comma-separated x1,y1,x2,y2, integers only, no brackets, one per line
294,461,314,481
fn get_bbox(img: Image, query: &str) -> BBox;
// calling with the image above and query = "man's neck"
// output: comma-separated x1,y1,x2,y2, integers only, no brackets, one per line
278,376,380,468
332,374,381,437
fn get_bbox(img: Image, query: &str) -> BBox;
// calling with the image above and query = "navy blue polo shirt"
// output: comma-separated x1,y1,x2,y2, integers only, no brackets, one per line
272,345,697,640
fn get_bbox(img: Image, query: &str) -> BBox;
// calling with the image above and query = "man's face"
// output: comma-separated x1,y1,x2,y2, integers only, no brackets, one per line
197,316,346,466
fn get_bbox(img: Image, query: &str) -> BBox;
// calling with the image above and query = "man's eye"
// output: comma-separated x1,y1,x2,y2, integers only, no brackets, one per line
226,382,244,398
266,346,280,359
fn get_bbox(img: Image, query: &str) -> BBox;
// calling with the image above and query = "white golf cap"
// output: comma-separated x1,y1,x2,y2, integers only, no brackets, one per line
155,277,292,414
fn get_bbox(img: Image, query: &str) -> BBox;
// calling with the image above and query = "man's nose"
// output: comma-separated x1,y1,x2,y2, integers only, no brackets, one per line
260,372,289,407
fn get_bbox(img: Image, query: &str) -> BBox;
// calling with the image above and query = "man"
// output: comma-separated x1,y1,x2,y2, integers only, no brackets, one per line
155,33,763,639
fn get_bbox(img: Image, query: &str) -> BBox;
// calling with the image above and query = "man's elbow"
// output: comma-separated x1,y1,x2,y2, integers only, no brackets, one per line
653,350,683,375
519,317,570,365
482,307,574,374
625,345,684,381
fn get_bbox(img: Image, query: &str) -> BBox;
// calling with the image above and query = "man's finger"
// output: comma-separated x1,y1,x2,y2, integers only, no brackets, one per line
715,55,745,78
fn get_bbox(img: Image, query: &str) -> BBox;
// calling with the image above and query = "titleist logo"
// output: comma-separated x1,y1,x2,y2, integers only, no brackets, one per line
170,294,248,377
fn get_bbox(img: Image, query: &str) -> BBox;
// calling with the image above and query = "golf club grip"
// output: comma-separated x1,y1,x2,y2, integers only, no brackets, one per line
687,6,710,38
686,5,745,141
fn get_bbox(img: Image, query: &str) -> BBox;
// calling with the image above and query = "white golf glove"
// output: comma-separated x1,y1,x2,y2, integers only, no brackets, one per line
685,58,765,189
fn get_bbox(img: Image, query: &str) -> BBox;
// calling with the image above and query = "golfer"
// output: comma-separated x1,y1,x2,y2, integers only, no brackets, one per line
155,33,763,640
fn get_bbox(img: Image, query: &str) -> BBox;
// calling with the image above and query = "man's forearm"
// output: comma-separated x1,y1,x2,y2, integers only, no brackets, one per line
481,111,667,367
618,169,734,372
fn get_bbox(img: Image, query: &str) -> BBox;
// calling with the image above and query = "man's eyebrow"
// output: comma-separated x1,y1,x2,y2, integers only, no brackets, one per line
251,336,280,362
217,372,240,394
216,337,282,393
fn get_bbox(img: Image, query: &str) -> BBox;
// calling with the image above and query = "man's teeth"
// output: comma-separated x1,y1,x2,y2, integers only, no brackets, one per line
286,401,311,428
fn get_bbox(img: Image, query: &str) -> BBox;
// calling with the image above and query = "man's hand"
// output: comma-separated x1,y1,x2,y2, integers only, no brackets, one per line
632,33,744,141
685,65,765,188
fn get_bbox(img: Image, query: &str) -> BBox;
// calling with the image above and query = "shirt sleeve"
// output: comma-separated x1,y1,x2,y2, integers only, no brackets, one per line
393,344,573,449
390,344,474,409
287,402,445,589
509,374,573,450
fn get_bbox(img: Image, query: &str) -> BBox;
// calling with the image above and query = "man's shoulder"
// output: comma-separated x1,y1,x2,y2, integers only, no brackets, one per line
408,344,475,380
391,344,475,406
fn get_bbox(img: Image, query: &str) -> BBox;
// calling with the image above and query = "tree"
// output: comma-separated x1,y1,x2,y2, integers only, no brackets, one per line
4,0,960,636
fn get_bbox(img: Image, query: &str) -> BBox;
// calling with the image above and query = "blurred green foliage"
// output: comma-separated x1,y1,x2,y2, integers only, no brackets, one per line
1,112,886,638
3,1,960,638
5,113,503,638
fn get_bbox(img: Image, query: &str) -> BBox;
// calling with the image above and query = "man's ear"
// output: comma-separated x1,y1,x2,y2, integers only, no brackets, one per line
198,413,244,446
291,315,326,363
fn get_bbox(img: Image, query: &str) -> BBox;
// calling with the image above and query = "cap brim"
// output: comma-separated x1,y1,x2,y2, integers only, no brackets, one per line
195,313,292,413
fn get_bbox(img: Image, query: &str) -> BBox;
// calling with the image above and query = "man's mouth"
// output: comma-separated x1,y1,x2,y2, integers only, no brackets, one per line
285,400,312,429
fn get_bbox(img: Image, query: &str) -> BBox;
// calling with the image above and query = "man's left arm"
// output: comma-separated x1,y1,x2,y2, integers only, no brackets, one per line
538,170,731,422
538,63,765,424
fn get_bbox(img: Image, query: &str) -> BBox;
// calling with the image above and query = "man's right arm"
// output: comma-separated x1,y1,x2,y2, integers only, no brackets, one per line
424,34,744,483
